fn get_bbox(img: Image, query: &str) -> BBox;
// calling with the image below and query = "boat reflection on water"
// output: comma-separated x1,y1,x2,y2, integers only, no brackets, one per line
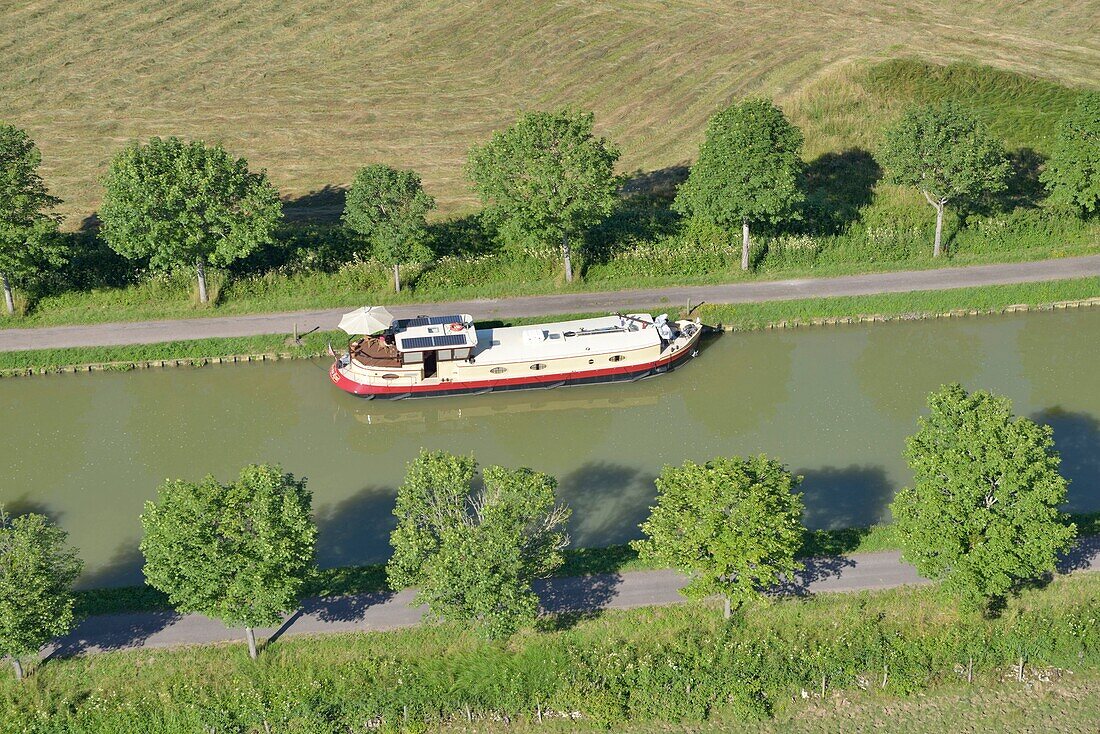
351,391,661,429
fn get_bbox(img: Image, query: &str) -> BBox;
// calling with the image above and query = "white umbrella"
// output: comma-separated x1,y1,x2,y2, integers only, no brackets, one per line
338,306,395,335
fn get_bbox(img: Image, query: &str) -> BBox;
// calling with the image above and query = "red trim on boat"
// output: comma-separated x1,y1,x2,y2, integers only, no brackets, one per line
330,331,701,398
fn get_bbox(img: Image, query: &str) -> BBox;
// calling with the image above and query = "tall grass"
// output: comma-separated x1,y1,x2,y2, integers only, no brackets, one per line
5,575,1098,732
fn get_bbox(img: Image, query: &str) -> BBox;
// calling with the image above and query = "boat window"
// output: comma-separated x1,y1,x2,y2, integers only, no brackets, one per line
454,348,471,360
437,349,453,361
405,352,423,364
530,363,547,371
381,374,401,380
490,366,507,374
609,355,626,362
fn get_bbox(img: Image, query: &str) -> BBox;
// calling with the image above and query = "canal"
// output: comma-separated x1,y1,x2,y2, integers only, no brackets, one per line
2,308,1098,587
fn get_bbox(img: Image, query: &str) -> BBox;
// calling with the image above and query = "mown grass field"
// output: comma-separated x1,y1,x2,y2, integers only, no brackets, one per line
4,575,1098,733
2,0,1098,226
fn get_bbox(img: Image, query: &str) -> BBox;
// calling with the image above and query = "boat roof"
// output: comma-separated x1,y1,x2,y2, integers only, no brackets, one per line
394,314,477,353
473,314,659,365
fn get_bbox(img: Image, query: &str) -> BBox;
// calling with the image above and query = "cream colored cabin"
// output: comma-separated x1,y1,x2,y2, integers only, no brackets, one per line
341,313,671,389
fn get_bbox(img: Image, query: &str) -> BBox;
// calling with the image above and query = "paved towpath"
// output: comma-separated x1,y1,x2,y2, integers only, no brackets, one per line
6,256,1100,352
45,538,1099,658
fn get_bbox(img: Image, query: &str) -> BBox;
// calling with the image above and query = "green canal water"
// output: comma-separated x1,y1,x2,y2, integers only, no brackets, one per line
2,308,1098,587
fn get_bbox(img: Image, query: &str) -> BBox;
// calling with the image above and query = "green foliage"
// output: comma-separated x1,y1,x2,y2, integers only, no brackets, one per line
388,450,570,638
1041,92,1100,217
674,99,804,231
468,109,620,279
140,464,317,629
0,508,82,665
100,137,281,282
0,124,64,310
343,164,435,290
891,384,1076,610
633,456,805,612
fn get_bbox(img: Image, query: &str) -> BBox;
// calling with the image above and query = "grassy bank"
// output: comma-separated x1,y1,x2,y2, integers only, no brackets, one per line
8,574,1099,733
71,512,1098,619
4,277,1098,376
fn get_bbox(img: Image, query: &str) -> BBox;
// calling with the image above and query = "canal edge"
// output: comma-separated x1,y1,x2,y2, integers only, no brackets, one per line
3,296,1100,378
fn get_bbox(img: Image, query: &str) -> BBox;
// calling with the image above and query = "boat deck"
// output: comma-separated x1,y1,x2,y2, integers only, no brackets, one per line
351,336,401,367
472,314,660,365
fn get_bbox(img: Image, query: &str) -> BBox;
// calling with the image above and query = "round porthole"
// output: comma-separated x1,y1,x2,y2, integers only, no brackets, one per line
588,359,594,364
381,374,400,380
609,355,625,362
490,366,507,374
530,363,547,371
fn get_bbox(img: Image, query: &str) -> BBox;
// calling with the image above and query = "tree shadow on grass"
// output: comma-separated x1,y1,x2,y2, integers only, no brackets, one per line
582,165,688,270
281,184,347,224
799,148,882,236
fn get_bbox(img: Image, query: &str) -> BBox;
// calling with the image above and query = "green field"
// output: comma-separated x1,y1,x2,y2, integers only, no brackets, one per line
2,0,1098,226
4,574,1097,733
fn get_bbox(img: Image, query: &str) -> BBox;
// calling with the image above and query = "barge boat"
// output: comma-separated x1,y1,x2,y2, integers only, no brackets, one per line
329,308,703,399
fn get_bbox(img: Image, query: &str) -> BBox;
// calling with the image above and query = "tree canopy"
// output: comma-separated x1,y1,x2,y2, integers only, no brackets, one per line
879,102,1009,257
0,507,83,681
343,164,435,292
891,384,1075,611
100,137,282,303
388,450,570,638
673,99,804,270
1040,92,1100,217
0,123,64,314
633,455,805,618
140,464,316,658
468,109,620,283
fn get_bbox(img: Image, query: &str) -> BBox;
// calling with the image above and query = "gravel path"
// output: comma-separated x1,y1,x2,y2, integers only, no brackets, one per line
6,256,1100,352
46,538,1098,658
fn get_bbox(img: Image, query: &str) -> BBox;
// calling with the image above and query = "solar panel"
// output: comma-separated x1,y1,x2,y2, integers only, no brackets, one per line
398,333,471,351
394,315,463,329
400,336,436,350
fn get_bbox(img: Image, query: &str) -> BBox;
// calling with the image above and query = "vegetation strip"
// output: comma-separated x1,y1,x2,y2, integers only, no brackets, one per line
11,576,1100,732
3,278,1097,377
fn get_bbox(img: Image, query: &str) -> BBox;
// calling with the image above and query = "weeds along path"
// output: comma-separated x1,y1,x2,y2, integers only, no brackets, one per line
2,255,1098,351
2,0,1097,227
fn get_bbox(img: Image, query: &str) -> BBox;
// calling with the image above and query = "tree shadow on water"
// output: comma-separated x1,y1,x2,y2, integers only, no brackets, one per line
75,542,146,590
799,464,895,531
1032,407,1100,514
555,462,657,549
314,484,399,569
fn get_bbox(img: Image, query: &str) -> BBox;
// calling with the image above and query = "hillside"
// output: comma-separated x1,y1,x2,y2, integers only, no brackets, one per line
2,0,1098,228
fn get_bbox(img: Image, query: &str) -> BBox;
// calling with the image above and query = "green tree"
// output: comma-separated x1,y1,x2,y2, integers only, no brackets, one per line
1040,92,1100,217
0,124,64,315
100,137,282,303
468,109,620,283
879,102,1009,258
140,464,316,659
632,456,805,618
0,507,83,681
343,164,435,292
891,384,1076,611
673,99,804,271
388,450,570,638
